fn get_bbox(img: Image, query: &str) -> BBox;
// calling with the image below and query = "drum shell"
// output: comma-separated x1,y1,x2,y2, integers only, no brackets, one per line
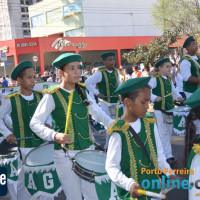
72,160,98,183
72,150,107,183
162,112,173,124
109,105,116,117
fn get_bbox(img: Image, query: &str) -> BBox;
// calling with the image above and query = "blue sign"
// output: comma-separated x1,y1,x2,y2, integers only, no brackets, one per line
5,62,13,66
63,1,82,17
0,167,7,196
31,13,46,28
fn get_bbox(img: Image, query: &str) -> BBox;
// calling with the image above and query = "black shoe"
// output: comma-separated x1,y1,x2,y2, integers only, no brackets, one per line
167,157,181,169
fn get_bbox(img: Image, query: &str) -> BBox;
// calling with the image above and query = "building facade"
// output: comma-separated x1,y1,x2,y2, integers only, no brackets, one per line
0,0,42,41
29,0,162,38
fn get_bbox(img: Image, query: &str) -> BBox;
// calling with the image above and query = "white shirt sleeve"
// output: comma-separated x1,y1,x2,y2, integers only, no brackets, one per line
105,132,136,191
117,71,122,87
171,80,182,100
148,77,158,102
30,94,56,141
4,115,13,130
0,98,13,138
180,59,192,81
85,71,102,96
87,93,114,128
154,123,171,175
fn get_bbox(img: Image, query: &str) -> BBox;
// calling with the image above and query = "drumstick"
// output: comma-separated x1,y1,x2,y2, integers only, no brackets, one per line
104,96,118,98
162,91,176,98
137,190,166,199
64,91,74,135
14,137,32,141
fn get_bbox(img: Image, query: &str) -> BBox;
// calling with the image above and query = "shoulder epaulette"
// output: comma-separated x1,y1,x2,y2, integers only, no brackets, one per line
182,56,192,61
107,120,130,135
167,75,172,79
98,67,107,72
45,85,60,94
152,74,161,78
78,82,86,87
114,67,118,71
143,113,157,123
5,91,20,99
196,53,200,58
34,90,43,94
192,144,200,155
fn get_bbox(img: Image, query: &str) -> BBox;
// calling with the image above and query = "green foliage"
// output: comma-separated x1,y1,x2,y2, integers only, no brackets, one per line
152,0,200,36
122,31,179,66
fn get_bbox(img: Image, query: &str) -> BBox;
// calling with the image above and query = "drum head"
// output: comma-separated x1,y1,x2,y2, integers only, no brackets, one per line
24,143,54,167
0,139,17,156
74,150,106,173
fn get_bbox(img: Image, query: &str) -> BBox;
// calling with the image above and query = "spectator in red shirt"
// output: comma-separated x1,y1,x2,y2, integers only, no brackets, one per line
131,65,141,78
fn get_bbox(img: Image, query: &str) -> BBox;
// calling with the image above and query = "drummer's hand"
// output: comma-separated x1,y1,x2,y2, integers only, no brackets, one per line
6,134,17,145
178,97,184,102
98,93,105,99
130,183,143,198
155,97,163,102
54,133,74,150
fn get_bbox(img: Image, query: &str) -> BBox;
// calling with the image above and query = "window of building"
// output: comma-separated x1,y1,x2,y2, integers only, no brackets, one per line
25,0,32,5
23,30,30,35
22,22,30,27
21,0,24,4
21,7,28,12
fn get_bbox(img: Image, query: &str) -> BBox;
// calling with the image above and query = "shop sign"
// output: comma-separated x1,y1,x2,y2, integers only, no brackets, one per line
17,42,38,48
51,38,87,50
0,46,9,53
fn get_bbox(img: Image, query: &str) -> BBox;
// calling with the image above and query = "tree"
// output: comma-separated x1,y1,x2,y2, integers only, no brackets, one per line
152,0,200,36
122,31,179,66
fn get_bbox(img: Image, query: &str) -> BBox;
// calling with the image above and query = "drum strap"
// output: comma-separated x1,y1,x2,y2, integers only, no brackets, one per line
129,126,152,164
129,126,166,179
18,148,23,161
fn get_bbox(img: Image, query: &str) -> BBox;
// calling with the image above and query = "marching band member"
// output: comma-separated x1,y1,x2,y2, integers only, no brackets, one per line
183,89,200,200
180,36,200,98
0,61,51,200
106,77,173,199
30,53,113,200
85,52,121,150
148,58,183,168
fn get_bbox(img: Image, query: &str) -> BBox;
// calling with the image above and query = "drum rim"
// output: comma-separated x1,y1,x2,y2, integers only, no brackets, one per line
73,150,107,174
74,150,106,158
24,143,54,167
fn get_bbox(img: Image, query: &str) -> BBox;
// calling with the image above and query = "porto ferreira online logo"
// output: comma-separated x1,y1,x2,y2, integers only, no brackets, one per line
0,167,7,196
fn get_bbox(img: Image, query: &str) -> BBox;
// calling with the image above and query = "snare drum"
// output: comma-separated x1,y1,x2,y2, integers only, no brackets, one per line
172,106,190,135
24,143,62,199
0,140,18,184
72,150,107,183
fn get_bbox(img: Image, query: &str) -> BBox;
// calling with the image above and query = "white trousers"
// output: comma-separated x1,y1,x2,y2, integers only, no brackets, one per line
7,184,17,200
17,148,37,200
53,148,98,200
189,154,200,200
99,102,116,150
154,110,173,159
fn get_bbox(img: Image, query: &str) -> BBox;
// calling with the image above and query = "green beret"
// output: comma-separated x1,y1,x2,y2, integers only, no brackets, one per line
115,77,151,95
183,89,200,109
101,52,115,60
11,60,33,81
155,58,171,68
52,53,82,69
183,36,195,48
